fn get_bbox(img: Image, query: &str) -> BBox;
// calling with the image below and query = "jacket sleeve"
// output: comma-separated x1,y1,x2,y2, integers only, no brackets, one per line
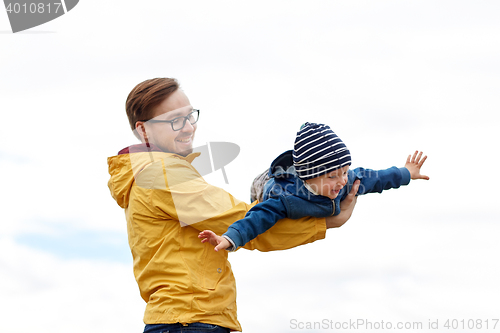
149,157,326,250
223,197,288,249
333,167,411,216
353,166,411,195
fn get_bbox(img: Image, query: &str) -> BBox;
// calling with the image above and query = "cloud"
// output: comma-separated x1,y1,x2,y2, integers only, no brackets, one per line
14,221,131,262
0,238,144,333
0,150,30,164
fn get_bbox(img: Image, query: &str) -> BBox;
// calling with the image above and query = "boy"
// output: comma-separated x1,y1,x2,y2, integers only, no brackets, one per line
199,122,429,251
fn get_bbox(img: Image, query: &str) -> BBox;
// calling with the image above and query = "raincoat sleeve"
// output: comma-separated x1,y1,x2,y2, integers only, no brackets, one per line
151,157,326,250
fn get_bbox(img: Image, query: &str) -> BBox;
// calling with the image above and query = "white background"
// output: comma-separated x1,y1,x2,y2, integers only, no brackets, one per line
1,1,499,332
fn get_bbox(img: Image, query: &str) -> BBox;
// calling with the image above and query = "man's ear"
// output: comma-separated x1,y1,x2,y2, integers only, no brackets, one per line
135,121,148,142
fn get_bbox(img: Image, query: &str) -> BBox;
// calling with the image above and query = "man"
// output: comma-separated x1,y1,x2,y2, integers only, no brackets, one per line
107,78,359,333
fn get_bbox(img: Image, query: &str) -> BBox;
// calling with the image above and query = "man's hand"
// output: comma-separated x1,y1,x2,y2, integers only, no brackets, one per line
405,150,430,180
326,179,360,229
198,230,231,252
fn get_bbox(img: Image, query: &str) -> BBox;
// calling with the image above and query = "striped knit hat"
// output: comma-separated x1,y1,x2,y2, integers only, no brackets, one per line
293,122,351,180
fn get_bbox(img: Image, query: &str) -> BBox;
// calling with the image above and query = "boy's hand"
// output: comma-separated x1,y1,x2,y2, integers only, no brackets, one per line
198,230,231,252
405,150,430,180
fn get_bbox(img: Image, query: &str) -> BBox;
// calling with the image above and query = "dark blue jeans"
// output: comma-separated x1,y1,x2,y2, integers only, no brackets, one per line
144,323,230,333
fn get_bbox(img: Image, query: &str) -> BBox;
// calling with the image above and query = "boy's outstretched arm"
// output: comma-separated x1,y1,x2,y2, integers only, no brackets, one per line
199,230,231,252
405,150,430,180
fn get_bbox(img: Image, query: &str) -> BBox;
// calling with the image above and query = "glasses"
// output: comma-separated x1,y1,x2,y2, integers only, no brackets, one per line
141,109,200,131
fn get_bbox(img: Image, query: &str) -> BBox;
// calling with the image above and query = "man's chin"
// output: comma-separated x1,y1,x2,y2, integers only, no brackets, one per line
175,143,194,156
154,143,193,156
177,148,193,157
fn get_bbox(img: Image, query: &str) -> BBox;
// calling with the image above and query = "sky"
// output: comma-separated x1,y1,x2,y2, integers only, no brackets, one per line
1,1,499,332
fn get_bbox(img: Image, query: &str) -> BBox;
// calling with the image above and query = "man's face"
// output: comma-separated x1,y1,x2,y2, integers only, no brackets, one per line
141,89,197,156
305,165,349,199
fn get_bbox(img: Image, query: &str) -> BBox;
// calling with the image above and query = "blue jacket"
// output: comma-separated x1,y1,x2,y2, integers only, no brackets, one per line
223,150,411,249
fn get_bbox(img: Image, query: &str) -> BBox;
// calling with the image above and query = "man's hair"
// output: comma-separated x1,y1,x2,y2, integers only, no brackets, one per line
125,78,180,135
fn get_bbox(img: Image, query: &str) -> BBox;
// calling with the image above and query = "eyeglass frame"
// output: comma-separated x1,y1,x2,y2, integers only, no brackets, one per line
139,109,200,131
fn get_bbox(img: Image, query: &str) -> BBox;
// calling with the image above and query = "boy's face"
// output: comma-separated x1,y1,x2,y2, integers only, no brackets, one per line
305,165,350,199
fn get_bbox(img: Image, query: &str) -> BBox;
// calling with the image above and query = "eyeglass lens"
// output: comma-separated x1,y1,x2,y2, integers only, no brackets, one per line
172,110,199,131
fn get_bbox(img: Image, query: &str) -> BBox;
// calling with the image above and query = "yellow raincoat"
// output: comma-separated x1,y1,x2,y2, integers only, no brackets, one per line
107,144,326,331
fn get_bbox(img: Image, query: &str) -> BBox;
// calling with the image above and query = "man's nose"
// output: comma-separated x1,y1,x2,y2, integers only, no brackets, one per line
181,119,195,132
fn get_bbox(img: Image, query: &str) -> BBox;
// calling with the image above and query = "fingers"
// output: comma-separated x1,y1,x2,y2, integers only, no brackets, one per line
339,179,359,216
412,151,428,173
198,230,214,238
410,150,421,164
341,179,359,207
417,154,427,167
199,230,214,244
408,151,427,166
348,179,360,198
411,151,417,163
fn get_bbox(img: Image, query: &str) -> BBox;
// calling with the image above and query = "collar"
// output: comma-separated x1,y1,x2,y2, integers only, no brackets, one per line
117,143,201,163
117,143,163,155
303,179,321,196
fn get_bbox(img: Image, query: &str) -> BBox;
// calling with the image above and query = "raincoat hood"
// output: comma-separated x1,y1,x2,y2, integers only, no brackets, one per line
107,143,199,208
